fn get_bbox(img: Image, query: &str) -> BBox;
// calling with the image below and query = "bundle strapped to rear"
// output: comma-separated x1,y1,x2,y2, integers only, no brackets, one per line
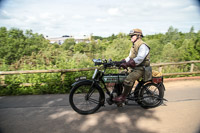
152,70,163,84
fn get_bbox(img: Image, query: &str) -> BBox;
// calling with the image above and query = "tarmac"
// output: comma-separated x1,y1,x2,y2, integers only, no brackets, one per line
0,79,200,133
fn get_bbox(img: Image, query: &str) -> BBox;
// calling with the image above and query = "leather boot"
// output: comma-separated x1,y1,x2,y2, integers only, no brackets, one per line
112,85,132,103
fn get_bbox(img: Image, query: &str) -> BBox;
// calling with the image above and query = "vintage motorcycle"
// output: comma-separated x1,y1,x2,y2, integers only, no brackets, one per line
69,59,166,115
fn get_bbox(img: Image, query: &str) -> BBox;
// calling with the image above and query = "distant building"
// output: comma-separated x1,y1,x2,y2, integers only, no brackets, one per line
46,35,72,45
46,34,92,44
74,35,91,44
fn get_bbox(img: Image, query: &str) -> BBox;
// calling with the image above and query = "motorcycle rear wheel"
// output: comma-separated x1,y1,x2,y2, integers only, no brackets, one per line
139,83,164,109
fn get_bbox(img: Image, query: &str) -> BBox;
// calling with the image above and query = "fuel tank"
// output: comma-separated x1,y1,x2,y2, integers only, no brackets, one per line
102,74,127,83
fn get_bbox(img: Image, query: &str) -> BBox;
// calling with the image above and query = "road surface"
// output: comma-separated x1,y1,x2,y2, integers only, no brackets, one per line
0,80,200,133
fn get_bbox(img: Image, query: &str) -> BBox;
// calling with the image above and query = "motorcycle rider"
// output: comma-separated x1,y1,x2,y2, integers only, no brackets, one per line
113,28,150,103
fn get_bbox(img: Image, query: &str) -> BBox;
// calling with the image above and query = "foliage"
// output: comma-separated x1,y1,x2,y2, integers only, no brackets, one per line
0,26,200,95
0,27,49,65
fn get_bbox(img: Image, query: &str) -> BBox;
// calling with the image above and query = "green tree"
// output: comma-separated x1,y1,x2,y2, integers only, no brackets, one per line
104,34,131,61
161,43,178,62
178,39,200,61
146,39,163,63
74,42,89,53
0,27,8,59
161,26,180,44
4,28,26,64
0,28,49,65
61,38,75,50
194,30,200,53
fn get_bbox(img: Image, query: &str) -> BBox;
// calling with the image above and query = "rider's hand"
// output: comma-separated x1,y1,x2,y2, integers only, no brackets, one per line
115,59,125,67
120,63,127,69
119,59,127,69
121,59,126,63
127,59,136,68
119,59,136,69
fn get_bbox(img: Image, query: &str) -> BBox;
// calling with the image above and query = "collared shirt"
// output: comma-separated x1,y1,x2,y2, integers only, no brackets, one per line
125,44,150,66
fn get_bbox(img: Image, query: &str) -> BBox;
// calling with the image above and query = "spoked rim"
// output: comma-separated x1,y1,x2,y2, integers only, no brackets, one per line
71,84,101,113
141,84,162,106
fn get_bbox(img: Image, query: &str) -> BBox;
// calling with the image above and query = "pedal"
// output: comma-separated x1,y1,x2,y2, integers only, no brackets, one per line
106,98,113,105
124,100,128,105
116,102,123,107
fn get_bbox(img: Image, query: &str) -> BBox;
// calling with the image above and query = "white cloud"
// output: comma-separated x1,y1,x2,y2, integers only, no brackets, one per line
0,10,11,19
0,0,199,37
182,5,199,12
24,16,37,24
96,18,108,22
107,8,121,16
39,13,52,19
72,15,85,19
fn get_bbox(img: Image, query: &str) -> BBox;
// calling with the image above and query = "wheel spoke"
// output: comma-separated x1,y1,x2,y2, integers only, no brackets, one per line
85,87,95,100
69,82,102,114
88,98,99,104
139,83,164,108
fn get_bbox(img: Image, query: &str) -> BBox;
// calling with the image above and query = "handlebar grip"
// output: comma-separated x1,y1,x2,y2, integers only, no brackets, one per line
114,61,125,67
94,60,125,67
95,62,102,66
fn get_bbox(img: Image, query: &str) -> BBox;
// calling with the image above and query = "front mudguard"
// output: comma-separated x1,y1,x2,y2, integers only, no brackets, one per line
71,79,89,87
71,79,105,106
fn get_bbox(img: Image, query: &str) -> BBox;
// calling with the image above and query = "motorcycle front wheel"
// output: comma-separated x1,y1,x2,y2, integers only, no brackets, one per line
69,81,104,115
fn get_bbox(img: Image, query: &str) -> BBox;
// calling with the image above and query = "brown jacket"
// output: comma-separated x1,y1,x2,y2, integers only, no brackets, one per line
129,39,150,66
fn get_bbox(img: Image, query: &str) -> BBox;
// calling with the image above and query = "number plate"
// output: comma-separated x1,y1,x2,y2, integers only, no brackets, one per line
75,76,87,81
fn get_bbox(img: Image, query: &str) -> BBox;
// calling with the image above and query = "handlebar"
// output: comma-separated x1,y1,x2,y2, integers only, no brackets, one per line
93,59,125,68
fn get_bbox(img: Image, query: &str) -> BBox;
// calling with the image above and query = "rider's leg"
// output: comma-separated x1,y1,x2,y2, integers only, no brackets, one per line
112,68,143,103
112,85,132,102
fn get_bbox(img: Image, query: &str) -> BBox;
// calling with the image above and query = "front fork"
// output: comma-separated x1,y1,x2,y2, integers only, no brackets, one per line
85,80,106,106
85,80,96,100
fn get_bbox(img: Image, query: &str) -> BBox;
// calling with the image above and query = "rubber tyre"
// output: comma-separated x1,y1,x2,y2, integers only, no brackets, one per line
139,83,164,109
69,81,104,115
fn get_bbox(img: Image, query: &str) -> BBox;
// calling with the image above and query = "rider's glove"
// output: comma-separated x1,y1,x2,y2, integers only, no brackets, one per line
115,59,126,67
120,59,136,69
127,59,136,68
120,63,127,69
121,59,126,62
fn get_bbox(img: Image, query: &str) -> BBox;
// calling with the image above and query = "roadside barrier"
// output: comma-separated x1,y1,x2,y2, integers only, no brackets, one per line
0,60,200,86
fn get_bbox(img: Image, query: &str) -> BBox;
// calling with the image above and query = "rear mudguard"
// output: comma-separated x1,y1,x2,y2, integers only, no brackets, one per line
158,82,166,91
135,81,166,91
71,79,105,106
134,81,166,96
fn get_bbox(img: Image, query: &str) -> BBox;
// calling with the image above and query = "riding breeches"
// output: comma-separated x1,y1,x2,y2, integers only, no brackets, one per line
123,67,144,87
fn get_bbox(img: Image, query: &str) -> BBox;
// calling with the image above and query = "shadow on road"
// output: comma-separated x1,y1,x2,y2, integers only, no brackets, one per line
0,95,161,133
46,104,160,133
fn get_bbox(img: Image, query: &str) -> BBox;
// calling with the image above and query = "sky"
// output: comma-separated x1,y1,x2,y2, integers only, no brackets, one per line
0,0,200,37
